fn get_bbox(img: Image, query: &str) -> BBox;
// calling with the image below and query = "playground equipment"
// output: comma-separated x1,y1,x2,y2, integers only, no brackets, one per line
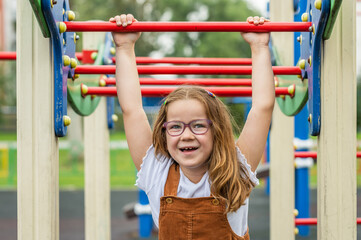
13,0,356,240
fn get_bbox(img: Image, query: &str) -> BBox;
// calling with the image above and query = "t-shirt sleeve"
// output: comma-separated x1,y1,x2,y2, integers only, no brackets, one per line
135,145,173,194
236,146,259,186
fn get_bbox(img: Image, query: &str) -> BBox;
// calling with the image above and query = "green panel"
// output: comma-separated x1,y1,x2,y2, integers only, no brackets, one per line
67,43,105,116
273,48,308,116
28,0,50,37
276,74,308,116
323,0,343,40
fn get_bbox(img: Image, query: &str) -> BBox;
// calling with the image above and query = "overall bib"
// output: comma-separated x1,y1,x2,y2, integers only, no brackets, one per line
159,164,250,240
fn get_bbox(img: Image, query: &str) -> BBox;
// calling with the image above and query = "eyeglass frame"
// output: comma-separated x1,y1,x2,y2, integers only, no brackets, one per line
162,119,213,137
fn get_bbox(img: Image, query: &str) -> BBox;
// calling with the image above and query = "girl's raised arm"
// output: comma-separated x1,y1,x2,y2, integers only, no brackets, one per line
111,14,152,171
236,16,275,172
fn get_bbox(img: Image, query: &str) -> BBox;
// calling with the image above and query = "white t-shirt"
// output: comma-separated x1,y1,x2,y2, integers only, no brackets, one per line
136,145,259,237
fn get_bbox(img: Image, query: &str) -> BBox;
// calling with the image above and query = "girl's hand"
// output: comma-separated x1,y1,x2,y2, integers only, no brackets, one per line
109,14,141,48
241,16,270,49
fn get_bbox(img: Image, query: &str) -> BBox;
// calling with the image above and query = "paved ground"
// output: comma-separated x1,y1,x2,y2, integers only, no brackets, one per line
0,188,360,239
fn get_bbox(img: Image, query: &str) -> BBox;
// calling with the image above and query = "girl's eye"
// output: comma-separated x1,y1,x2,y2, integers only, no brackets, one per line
169,123,182,130
194,124,206,129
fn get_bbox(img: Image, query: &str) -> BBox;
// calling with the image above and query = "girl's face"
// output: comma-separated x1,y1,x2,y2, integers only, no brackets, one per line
165,99,214,178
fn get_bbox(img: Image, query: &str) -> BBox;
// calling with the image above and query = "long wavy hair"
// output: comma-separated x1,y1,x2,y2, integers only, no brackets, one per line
152,86,255,213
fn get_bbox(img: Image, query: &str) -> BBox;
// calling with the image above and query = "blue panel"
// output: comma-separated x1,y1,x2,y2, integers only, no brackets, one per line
42,0,76,137
107,97,115,129
300,0,330,135
103,33,116,129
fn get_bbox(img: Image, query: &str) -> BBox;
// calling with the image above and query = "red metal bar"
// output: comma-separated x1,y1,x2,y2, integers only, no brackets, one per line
1,52,251,65
294,151,361,158
0,51,16,60
75,65,301,75
295,218,317,226
134,57,252,65
294,152,317,158
83,86,291,97
104,77,253,86
75,52,83,61
64,21,312,33
295,218,361,226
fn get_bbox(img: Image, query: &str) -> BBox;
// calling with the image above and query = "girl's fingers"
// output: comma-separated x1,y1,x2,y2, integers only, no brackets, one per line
126,14,134,24
253,16,260,25
247,16,254,24
120,14,127,27
112,15,121,26
259,17,265,24
246,16,270,25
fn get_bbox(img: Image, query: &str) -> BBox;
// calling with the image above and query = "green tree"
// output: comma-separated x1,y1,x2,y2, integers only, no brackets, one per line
69,0,259,58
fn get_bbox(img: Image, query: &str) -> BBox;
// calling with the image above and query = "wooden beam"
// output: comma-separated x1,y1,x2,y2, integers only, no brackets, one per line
317,1,357,239
83,32,111,240
17,0,59,239
269,0,295,239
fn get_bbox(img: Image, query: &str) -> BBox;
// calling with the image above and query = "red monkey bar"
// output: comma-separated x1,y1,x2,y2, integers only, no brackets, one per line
102,77,253,86
64,21,312,33
75,65,302,75
81,85,294,97
0,52,16,60
295,218,361,226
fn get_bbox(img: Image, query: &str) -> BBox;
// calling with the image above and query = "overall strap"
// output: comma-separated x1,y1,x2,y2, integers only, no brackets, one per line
163,163,180,196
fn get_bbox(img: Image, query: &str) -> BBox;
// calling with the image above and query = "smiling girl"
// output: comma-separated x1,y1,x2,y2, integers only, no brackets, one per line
110,14,274,239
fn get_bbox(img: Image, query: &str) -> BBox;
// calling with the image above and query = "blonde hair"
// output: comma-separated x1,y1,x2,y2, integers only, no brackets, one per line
152,86,255,213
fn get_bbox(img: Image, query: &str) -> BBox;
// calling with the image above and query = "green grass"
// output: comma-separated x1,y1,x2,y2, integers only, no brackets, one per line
1,131,361,189
0,134,137,189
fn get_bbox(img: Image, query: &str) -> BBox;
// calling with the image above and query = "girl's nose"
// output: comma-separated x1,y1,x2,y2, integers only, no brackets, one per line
180,126,195,140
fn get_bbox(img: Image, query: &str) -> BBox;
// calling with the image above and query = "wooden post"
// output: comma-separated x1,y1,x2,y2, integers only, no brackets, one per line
318,1,357,239
83,32,111,240
17,0,59,239
269,0,295,240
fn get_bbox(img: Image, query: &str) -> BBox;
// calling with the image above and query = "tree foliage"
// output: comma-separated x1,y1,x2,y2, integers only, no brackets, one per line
69,0,259,58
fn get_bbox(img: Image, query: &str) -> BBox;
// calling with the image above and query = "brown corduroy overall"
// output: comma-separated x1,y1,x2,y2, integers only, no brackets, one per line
158,164,250,240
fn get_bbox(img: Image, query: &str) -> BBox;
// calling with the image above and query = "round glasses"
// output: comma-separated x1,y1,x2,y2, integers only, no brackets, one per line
163,119,212,136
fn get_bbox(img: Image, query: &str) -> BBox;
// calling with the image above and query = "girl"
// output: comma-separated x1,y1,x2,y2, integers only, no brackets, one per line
110,14,274,239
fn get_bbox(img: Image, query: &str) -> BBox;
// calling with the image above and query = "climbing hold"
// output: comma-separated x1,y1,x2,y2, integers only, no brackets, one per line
315,0,322,10
301,13,308,22
58,22,67,34
63,115,71,126
63,55,70,66
70,58,77,69
112,114,118,122
67,11,76,21
299,59,306,69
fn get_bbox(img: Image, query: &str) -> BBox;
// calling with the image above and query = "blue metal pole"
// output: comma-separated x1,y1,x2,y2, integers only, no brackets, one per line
138,189,153,238
294,0,310,236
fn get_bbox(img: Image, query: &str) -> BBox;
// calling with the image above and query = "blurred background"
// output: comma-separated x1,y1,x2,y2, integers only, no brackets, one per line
0,0,360,239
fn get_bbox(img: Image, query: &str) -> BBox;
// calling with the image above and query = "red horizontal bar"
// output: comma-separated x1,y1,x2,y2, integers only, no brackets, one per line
2,52,251,65
104,77,252,86
0,52,16,60
295,218,361,226
294,151,361,158
64,21,312,33
75,52,83,61
295,218,317,225
134,57,252,65
294,152,317,158
75,65,301,75
83,86,290,97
